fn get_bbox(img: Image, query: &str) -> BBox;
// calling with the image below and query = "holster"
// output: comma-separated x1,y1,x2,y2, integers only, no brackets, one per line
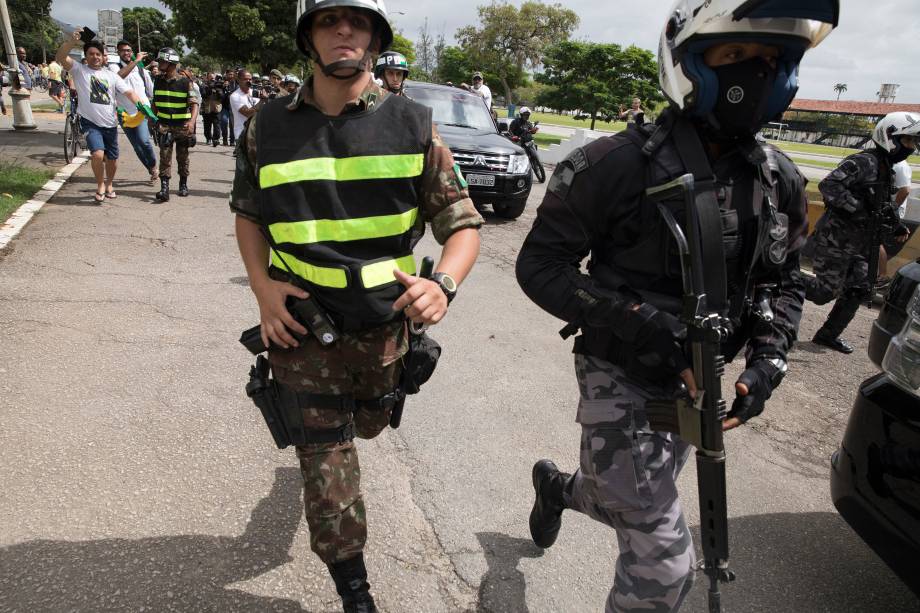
246,355,292,449
389,331,441,428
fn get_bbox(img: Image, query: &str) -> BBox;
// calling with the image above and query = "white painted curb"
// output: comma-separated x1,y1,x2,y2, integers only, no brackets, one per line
0,152,89,250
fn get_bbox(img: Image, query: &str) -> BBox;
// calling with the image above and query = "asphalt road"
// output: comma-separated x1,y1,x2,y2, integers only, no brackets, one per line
1,130,918,612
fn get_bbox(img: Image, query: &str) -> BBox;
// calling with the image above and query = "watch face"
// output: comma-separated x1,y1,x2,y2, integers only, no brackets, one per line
439,274,457,293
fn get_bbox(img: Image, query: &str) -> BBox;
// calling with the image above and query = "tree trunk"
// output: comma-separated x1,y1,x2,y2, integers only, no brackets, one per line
500,76,512,111
590,111,597,131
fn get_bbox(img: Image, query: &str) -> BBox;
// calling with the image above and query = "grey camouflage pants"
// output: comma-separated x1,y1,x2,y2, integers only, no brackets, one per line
565,353,695,613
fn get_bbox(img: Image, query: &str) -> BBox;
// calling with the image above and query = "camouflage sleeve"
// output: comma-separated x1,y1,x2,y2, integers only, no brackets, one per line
419,124,484,245
746,155,808,364
819,153,873,214
229,120,262,223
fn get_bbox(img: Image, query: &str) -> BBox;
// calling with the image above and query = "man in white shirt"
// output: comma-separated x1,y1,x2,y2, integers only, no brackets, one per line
879,160,915,287
230,69,259,142
56,32,148,203
113,40,158,182
469,71,492,110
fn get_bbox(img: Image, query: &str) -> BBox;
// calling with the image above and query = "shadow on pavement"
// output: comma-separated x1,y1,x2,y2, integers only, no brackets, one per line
0,467,313,612
685,512,919,612
475,531,544,613
0,128,68,170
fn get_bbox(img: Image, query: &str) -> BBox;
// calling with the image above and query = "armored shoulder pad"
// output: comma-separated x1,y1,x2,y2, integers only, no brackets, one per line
763,143,806,184
547,135,635,201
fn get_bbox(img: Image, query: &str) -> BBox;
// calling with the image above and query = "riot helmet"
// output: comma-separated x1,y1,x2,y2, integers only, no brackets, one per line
374,51,409,93
295,0,393,80
156,47,181,65
873,112,920,164
658,0,838,139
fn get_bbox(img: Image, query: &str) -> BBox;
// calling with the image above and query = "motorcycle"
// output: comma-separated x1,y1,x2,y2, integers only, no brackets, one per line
509,120,545,183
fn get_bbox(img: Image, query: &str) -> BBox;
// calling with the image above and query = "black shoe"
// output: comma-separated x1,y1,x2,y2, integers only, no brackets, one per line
529,459,569,549
812,333,853,354
222,139,228,146
328,554,377,613
155,178,170,202
178,179,189,197
212,140,218,147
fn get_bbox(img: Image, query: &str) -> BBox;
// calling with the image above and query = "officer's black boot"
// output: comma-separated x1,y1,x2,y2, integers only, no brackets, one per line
529,459,570,549
178,177,189,197
813,290,862,354
327,554,377,613
155,177,170,202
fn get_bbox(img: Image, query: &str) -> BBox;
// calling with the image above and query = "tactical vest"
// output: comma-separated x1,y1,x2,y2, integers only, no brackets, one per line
589,115,787,319
153,76,192,123
255,93,430,329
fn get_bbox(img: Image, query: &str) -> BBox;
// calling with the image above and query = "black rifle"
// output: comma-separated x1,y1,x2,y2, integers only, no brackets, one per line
865,157,894,307
390,255,435,428
643,173,735,613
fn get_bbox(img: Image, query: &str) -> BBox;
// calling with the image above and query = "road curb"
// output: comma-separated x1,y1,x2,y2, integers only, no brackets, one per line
0,153,89,251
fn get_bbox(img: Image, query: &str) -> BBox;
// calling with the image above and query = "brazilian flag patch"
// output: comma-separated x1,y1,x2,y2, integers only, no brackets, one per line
453,163,468,188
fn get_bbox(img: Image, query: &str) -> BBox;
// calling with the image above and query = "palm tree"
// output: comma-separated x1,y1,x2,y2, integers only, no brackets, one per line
834,83,848,101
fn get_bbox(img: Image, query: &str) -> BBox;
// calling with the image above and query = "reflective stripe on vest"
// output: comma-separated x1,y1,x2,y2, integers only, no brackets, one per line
154,89,189,98
155,100,189,108
268,208,418,245
156,111,192,119
258,153,424,189
271,250,416,289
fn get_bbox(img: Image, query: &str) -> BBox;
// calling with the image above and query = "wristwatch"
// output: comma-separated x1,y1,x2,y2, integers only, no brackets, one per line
431,272,458,304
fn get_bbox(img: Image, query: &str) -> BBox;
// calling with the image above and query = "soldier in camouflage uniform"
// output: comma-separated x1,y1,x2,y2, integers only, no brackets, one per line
230,0,482,610
516,2,838,611
806,112,919,353
151,48,199,202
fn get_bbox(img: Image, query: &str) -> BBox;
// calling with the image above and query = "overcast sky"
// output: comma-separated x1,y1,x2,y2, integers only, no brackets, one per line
50,0,920,102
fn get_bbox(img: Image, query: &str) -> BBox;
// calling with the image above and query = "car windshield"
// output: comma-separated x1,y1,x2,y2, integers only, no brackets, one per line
407,87,495,131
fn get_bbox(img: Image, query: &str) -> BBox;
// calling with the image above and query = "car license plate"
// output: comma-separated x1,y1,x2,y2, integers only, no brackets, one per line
466,174,495,187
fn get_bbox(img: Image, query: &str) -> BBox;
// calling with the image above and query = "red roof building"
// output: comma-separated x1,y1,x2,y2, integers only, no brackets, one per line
787,99,920,117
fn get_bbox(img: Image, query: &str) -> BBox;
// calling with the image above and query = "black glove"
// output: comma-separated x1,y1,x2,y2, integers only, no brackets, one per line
624,303,689,376
727,358,787,424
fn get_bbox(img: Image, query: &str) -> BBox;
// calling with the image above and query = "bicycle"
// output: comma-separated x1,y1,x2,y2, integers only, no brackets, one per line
63,89,84,163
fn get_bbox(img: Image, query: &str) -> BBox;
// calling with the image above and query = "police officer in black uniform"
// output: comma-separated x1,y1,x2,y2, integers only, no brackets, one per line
517,2,838,610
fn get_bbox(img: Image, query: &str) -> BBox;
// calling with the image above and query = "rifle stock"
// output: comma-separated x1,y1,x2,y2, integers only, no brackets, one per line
645,173,735,613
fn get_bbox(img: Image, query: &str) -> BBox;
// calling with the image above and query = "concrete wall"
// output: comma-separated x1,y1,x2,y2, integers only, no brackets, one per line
541,129,600,165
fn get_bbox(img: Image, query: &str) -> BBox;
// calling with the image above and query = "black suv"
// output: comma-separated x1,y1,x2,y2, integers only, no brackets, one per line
830,260,920,597
404,81,533,219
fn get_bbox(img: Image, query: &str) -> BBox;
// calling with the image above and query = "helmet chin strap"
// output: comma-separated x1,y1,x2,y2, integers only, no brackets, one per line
306,33,374,81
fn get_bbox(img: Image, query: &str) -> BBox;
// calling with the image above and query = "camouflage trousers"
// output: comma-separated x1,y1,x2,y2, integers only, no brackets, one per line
564,354,695,613
157,123,191,179
268,321,407,565
805,212,871,305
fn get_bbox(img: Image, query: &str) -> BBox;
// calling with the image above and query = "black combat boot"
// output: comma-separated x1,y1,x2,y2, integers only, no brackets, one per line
327,554,377,613
529,459,570,549
155,177,170,202
813,290,862,354
178,177,189,197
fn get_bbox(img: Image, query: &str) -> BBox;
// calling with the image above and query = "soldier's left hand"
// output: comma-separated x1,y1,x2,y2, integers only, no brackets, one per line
184,120,194,133
723,359,785,431
392,269,448,326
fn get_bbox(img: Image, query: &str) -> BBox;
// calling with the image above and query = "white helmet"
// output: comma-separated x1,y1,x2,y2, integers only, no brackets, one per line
658,0,838,122
873,112,920,158
518,106,531,117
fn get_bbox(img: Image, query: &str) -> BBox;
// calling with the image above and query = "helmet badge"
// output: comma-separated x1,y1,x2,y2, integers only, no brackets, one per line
726,86,744,104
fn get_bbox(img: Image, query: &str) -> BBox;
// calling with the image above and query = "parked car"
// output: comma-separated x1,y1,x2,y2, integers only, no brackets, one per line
830,262,920,597
404,81,533,219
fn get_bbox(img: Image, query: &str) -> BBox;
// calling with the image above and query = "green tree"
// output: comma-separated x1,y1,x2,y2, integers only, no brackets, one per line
833,82,847,101
3,0,57,63
162,0,296,72
537,41,661,130
121,7,180,55
389,32,416,65
456,1,578,107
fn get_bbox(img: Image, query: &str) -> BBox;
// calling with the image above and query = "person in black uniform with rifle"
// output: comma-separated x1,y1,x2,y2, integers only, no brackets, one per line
516,1,838,611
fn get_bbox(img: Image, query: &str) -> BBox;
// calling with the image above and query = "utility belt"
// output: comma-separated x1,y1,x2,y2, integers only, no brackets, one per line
240,258,442,447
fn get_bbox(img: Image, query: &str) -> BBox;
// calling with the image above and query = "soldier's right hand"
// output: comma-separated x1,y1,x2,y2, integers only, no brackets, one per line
627,303,690,376
251,278,309,349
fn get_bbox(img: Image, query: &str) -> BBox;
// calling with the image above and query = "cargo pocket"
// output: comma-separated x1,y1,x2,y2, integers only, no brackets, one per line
579,422,653,512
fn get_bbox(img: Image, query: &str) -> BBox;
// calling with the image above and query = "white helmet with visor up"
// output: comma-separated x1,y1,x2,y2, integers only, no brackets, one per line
658,0,838,132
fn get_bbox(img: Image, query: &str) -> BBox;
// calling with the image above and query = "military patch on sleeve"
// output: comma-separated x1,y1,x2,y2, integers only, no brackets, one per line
547,147,588,201
453,163,468,188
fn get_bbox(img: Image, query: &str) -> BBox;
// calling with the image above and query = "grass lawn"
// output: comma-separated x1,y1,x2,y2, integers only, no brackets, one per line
499,108,626,132
771,140,920,165
0,162,56,224
534,132,563,149
790,156,920,182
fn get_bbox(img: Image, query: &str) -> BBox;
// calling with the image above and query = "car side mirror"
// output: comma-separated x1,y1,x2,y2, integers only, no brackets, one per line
497,119,509,132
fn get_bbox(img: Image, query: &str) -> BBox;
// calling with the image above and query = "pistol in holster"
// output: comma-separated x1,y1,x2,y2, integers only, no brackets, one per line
239,295,341,355
245,355,293,449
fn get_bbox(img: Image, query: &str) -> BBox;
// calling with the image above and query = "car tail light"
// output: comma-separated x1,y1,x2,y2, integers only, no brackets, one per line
882,284,920,396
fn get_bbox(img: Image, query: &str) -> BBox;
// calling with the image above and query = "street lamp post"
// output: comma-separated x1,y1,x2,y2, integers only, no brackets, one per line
0,0,36,129
136,25,160,53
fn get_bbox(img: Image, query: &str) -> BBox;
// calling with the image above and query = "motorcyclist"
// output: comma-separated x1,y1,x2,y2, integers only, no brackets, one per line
509,106,538,141
373,50,409,95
